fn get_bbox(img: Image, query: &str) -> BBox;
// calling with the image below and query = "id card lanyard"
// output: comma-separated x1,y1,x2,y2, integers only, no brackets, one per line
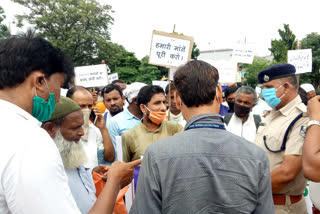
185,123,226,131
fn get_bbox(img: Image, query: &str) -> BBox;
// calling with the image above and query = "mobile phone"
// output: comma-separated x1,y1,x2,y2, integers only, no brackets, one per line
90,110,96,123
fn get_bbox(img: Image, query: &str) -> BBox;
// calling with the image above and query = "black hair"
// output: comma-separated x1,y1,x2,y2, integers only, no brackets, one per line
224,85,239,98
112,79,125,84
235,86,258,103
165,82,176,95
280,75,298,89
298,87,309,105
101,83,123,98
0,30,74,89
174,60,219,107
137,85,164,111
66,86,89,99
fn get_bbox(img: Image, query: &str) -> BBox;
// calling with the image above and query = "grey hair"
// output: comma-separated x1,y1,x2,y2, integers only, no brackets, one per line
235,86,258,103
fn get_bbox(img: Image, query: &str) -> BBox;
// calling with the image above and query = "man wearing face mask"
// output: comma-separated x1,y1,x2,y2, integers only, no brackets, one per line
106,82,146,158
0,31,83,213
121,85,184,162
254,63,309,214
131,60,273,213
67,86,115,166
225,86,261,142
224,85,239,113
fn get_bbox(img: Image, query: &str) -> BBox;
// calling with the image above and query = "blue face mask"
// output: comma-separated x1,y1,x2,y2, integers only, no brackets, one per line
32,79,56,122
262,84,285,108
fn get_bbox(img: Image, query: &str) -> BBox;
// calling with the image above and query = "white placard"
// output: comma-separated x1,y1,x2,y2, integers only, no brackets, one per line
74,64,108,88
115,136,123,162
108,73,119,83
204,60,238,83
125,182,134,212
255,86,262,94
169,68,177,81
149,31,193,68
232,45,254,64
288,49,312,74
152,80,169,92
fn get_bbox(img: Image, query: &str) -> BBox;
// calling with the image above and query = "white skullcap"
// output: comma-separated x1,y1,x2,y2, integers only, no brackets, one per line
124,82,147,103
300,83,315,93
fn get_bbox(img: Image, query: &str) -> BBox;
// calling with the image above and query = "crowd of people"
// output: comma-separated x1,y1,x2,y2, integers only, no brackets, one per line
1,31,320,214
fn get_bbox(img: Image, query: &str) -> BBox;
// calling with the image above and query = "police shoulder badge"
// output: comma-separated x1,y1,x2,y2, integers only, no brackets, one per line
300,125,307,137
264,75,269,82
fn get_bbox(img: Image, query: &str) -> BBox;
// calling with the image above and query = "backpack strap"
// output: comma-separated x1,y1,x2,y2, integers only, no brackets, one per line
224,113,233,125
253,114,262,130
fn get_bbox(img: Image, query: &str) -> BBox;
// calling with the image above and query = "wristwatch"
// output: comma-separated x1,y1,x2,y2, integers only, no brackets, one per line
307,120,320,129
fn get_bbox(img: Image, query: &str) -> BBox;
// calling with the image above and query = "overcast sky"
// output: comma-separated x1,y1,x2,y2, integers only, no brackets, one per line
2,0,320,59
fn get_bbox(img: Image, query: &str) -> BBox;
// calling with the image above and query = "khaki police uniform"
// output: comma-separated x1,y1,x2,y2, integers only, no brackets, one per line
255,96,309,214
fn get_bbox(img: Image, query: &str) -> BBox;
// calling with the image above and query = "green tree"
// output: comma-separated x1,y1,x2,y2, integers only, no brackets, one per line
243,57,271,88
115,67,139,84
119,52,141,69
191,42,200,59
13,0,113,66
269,40,288,63
136,65,162,84
269,24,297,63
94,42,127,72
300,32,320,88
0,6,10,39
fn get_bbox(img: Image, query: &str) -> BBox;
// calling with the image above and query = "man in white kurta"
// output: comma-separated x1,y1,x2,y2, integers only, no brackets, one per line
226,86,261,143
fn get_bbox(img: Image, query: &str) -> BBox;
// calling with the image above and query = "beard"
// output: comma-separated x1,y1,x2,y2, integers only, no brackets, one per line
110,107,123,116
54,129,88,170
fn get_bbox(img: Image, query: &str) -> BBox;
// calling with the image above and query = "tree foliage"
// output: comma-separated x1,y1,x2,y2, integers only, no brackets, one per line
115,67,138,84
269,24,297,64
0,6,10,40
191,42,200,59
94,42,127,72
300,32,320,88
115,55,162,84
243,57,271,88
13,0,114,66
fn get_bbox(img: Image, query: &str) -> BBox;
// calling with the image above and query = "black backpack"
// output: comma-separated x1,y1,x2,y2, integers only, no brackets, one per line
224,113,262,130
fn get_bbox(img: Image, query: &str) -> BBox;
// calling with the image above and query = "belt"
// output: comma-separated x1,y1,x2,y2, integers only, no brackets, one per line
272,194,303,205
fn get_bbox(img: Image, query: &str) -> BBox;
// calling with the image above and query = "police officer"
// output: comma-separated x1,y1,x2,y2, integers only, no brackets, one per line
254,64,309,214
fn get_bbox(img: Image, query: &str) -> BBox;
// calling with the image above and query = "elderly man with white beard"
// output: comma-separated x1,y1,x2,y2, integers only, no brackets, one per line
42,97,141,214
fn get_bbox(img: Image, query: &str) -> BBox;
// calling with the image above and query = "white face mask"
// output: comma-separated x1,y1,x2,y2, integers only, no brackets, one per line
81,109,91,142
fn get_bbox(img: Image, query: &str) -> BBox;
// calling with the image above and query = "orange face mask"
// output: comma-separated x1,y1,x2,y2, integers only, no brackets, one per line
144,105,166,125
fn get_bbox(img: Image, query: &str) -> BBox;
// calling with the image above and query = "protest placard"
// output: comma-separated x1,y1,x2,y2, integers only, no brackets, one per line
152,80,169,92
74,64,108,88
115,136,123,162
149,30,194,68
108,72,119,83
232,45,254,64
288,49,312,74
169,68,177,81
204,60,238,83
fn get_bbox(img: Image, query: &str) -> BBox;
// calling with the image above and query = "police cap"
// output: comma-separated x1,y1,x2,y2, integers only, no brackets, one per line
258,63,296,84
